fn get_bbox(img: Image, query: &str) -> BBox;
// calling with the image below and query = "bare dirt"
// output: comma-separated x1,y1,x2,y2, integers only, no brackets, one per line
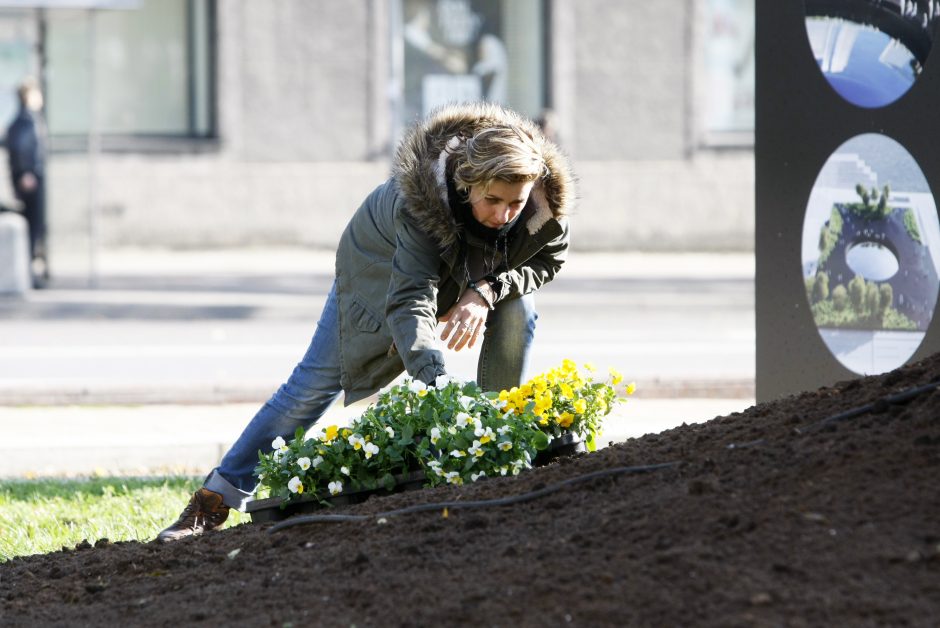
2,354,939,627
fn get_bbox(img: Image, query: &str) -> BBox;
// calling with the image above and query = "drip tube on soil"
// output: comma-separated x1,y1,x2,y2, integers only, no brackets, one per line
797,379,940,434
267,378,940,535
267,461,681,534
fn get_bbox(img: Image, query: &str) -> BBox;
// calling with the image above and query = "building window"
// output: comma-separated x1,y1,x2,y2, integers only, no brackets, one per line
700,0,754,146
45,0,214,139
396,0,546,127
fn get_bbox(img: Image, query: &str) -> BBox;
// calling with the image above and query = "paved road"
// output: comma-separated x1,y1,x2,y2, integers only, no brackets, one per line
0,248,756,477
0,249,754,404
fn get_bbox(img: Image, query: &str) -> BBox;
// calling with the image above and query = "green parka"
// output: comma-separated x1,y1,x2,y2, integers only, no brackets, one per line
334,103,575,404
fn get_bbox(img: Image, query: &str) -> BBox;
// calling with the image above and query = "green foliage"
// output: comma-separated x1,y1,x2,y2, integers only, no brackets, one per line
865,280,881,316
879,283,893,311
256,363,631,499
832,284,848,311
818,206,844,265
848,274,866,313
903,208,922,244
812,271,829,303
0,476,245,561
847,182,893,219
812,278,917,330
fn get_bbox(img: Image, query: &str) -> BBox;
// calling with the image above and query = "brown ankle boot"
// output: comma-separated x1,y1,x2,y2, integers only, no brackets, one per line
157,487,230,543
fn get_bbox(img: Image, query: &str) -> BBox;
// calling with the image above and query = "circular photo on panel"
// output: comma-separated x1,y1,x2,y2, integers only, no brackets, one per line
802,133,939,375
804,0,939,108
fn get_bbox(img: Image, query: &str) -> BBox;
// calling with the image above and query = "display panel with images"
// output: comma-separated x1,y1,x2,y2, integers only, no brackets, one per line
702,0,755,141
801,133,939,375
400,0,545,124
804,0,940,108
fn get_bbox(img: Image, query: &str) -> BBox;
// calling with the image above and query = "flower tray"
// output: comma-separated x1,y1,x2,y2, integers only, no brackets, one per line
533,432,586,466
246,471,427,524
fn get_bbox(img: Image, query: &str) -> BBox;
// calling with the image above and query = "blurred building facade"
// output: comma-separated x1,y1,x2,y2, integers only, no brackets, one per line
0,0,753,265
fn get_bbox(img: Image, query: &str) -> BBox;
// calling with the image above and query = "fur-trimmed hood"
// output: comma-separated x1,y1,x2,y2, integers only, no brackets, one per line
392,102,574,251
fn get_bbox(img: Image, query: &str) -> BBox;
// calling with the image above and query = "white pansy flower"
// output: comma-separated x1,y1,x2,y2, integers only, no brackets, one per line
297,457,311,471
408,379,427,394
312,455,324,468
498,440,513,451
340,466,350,476
427,460,444,477
271,436,287,450
447,425,458,435
434,374,453,389
459,395,474,410
455,412,472,428
494,399,508,409
449,449,466,458
287,476,304,494
468,440,485,458
363,442,380,459
499,465,509,476
471,471,486,482
348,434,365,450
385,426,395,438
444,471,462,485
328,480,343,495
430,427,441,445
502,410,515,420
497,424,512,435
272,449,284,462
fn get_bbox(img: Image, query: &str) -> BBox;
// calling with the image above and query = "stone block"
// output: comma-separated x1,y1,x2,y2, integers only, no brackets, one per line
0,212,31,295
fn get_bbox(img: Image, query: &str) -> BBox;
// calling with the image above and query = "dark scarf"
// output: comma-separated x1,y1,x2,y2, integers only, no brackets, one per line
447,174,519,279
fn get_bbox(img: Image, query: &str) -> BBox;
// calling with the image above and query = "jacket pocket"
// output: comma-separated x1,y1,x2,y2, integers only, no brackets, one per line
350,297,381,333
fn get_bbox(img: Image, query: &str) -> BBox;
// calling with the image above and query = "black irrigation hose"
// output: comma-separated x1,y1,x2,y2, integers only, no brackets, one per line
267,461,681,534
267,378,940,535
796,379,940,434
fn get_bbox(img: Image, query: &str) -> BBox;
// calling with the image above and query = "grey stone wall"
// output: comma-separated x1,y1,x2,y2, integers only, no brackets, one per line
35,0,754,266
568,0,691,161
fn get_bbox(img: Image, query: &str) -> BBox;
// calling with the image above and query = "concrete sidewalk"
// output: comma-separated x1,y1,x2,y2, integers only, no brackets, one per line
0,247,756,478
0,398,753,478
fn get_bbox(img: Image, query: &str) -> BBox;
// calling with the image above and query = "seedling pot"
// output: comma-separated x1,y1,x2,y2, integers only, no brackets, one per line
534,432,586,466
246,471,426,523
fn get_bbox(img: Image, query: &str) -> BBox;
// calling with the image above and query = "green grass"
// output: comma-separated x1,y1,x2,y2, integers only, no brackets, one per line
0,475,246,562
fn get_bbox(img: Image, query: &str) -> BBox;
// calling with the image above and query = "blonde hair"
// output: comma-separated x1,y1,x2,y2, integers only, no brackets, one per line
452,125,548,195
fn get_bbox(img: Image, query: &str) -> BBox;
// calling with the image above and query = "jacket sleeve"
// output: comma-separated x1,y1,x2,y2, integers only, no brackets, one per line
6,119,39,178
385,209,448,385
490,218,569,302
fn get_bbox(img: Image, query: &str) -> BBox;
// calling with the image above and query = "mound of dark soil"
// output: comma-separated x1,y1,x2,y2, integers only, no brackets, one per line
3,355,940,627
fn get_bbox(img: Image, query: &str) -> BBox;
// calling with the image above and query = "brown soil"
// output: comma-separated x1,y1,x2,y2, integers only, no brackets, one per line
3,355,940,627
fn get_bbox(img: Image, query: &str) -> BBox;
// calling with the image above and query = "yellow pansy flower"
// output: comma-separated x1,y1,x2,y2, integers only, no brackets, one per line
573,398,587,414
609,367,623,385
324,425,339,442
558,412,574,428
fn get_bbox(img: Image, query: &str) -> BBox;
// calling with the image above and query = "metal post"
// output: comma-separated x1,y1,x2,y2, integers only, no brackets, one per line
87,7,98,287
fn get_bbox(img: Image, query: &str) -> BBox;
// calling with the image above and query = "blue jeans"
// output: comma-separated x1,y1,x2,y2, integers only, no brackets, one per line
205,283,537,510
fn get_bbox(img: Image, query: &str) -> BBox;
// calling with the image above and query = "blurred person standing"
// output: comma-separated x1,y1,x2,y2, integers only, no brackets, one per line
6,78,48,288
